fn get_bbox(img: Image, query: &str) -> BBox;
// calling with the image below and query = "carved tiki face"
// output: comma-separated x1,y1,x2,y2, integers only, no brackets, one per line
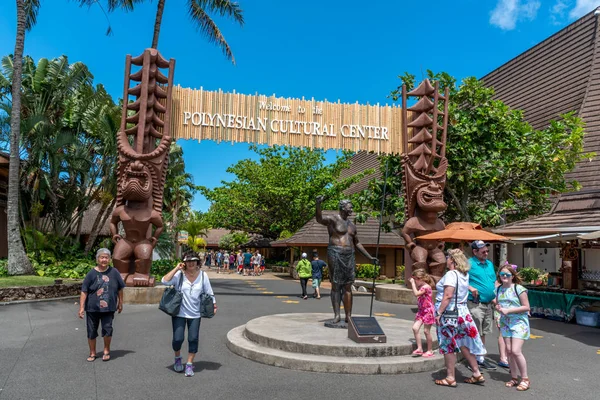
404,155,448,216
121,160,153,201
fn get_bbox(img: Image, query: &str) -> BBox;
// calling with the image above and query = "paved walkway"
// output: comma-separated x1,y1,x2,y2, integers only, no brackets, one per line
0,276,598,400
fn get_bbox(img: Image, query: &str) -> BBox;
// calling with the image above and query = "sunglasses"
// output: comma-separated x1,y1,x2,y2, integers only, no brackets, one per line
499,272,512,278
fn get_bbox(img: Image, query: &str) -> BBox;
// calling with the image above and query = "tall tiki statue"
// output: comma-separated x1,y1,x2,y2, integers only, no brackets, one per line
110,49,175,287
400,79,449,280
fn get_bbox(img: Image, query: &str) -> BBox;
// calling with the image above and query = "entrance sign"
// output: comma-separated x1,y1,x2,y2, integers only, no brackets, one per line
171,86,404,154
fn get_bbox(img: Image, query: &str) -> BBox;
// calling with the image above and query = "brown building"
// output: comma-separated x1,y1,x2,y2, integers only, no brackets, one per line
484,10,600,278
272,211,404,278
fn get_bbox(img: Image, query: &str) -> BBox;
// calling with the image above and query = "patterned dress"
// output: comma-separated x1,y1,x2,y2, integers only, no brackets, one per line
415,285,435,325
497,284,530,340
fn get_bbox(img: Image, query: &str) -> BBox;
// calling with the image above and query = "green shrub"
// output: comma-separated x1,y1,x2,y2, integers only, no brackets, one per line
518,267,541,283
35,258,96,279
396,265,405,278
151,259,175,279
0,259,8,277
356,264,380,279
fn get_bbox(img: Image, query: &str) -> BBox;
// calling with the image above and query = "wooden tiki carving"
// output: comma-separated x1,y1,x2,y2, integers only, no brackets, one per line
400,79,449,279
110,49,175,287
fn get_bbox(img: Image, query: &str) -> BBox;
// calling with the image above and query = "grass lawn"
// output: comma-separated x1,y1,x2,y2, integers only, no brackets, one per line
0,276,81,288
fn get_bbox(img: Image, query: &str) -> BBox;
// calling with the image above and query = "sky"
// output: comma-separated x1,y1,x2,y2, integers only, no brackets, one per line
1,0,599,211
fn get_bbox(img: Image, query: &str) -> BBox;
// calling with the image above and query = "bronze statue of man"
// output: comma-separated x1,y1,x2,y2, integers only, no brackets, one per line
316,196,377,325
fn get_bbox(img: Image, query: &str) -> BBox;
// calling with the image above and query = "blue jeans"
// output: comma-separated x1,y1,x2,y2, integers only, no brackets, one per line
171,316,201,354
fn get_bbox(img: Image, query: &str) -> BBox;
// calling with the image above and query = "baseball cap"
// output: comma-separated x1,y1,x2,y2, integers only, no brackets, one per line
470,240,490,250
301,253,307,258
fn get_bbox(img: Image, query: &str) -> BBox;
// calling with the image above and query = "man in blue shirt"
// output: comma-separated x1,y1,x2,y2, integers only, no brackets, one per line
467,240,497,370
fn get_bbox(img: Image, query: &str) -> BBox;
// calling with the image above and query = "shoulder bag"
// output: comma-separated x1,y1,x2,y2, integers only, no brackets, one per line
200,271,215,318
159,272,184,316
441,271,460,327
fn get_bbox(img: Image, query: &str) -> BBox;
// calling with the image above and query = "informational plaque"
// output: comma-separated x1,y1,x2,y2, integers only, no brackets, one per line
348,316,386,343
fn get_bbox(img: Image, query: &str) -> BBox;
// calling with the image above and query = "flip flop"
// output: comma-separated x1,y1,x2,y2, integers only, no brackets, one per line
102,353,111,362
422,351,435,358
411,349,424,356
87,355,97,362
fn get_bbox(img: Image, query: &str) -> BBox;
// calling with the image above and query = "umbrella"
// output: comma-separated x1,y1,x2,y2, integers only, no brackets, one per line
416,222,508,243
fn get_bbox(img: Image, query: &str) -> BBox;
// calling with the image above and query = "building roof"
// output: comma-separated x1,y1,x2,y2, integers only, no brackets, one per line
39,202,113,237
204,228,232,247
482,9,600,192
340,151,381,196
494,190,600,236
272,211,405,248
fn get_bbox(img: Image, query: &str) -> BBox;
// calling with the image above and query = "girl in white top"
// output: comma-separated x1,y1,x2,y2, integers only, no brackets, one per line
162,253,216,377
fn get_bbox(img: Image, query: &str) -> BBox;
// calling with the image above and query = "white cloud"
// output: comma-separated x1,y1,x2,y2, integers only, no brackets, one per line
490,0,541,30
569,0,600,19
550,0,570,24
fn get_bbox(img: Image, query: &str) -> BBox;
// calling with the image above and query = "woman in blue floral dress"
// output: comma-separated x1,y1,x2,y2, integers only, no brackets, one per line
494,265,531,391
434,249,486,387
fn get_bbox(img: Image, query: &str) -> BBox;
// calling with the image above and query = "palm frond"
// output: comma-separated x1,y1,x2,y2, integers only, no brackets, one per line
188,0,236,63
196,0,244,25
24,0,41,31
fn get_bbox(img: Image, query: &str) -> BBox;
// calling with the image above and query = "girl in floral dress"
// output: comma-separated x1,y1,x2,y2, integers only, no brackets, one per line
409,269,436,357
495,265,531,391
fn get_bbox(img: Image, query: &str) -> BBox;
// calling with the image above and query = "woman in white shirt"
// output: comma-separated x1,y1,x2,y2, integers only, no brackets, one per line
162,252,217,377
434,249,486,387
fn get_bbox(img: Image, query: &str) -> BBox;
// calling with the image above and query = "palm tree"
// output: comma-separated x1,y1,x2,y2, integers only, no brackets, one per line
6,0,39,275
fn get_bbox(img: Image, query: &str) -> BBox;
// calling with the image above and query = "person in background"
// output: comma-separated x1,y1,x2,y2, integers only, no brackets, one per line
467,240,498,371
243,249,252,276
222,250,230,274
216,250,223,273
409,268,435,358
296,253,312,300
434,249,486,387
79,248,125,362
229,252,236,274
253,251,262,276
161,252,217,377
237,250,244,274
311,252,326,299
495,264,531,391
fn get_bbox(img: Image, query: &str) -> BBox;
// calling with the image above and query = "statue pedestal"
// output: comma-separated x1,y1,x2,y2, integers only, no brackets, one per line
375,284,437,305
226,313,442,374
122,286,164,304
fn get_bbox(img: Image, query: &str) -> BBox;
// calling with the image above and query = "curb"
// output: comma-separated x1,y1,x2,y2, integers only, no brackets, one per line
0,295,79,306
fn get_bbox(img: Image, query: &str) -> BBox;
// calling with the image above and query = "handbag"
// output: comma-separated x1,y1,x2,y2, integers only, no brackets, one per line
441,271,459,327
159,272,184,316
199,271,215,318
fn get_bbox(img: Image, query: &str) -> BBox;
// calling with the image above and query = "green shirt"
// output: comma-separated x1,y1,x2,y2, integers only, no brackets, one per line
468,256,496,303
296,259,312,278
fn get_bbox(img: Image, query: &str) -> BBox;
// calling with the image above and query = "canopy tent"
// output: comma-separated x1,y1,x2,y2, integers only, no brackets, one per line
416,222,508,243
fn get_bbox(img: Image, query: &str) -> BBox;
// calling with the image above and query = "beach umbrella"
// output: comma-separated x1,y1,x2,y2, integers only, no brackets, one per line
416,222,508,242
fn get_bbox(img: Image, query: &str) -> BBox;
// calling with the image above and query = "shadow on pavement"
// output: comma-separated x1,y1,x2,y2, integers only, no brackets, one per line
109,349,136,361
530,318,600,347
165,361,222,373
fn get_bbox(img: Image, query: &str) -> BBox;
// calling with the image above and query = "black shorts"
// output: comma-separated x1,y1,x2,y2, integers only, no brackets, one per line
86,311,115,339
244,263,251,269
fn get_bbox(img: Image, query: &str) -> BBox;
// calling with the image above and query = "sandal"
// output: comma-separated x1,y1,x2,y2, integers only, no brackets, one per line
464,374,485,384
411,349,424,356
434,377,457,388
86,355,97,362
102,353,111,362
505,378,520,387
516,378,530,391
422,351,435,358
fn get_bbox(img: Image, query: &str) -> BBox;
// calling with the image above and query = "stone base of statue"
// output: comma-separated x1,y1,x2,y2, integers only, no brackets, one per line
122,285,164,304
226,313,442,374
376,284,438,305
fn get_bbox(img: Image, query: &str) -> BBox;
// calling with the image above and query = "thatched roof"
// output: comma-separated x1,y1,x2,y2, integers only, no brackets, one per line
272,211,404,248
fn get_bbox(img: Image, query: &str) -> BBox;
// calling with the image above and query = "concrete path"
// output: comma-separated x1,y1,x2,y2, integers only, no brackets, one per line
0,277,598,400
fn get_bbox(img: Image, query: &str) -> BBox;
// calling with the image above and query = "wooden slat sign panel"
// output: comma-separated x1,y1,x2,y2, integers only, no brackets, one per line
171,86,404,154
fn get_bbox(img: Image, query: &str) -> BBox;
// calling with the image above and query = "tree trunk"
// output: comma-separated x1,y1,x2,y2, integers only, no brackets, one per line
7,0,34,275
498,212,508,266
84,197,115,255
151,0,166,49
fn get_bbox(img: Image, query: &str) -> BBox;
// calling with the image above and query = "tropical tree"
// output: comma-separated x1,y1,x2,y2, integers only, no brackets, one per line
200,145,369,239
353,71,592,228
5,0,39,275
180,211,210,253
218,231,249,251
